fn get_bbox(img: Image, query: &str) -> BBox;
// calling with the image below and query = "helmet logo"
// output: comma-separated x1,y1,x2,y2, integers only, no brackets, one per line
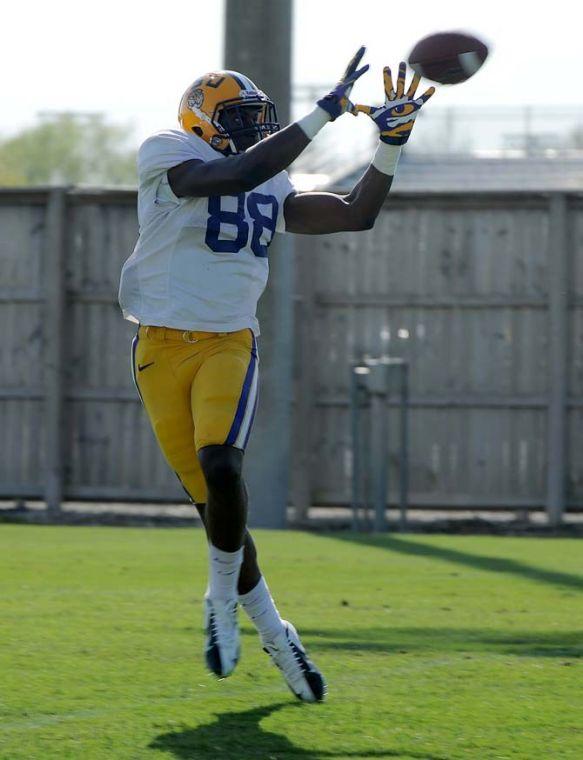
201,74,226,89
188,88,204,109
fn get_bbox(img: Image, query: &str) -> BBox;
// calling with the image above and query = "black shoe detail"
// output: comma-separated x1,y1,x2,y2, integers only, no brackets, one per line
138,361,155,372
205,643,223,676
305,670,326,702
205,611,224,676
289,641,311,674
288,638,326,701
205,607,240,677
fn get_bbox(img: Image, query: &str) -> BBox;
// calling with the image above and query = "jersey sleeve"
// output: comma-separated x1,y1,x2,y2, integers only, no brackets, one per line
274,170,296,234
138,131,210,182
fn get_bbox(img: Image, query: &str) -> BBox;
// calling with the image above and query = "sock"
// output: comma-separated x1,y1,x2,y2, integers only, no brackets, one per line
207,543,244,601
239,576,285,643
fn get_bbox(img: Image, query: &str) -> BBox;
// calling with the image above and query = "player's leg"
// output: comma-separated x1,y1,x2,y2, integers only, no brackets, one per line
235,531,326,701
198,444,246,552
194,500,324,701
132,327,240,677
131,328,204,504
196,445,247,675
194,503,260,593
191,330,258,598
192,330,326,700
190,330,261,676
195,502,284,639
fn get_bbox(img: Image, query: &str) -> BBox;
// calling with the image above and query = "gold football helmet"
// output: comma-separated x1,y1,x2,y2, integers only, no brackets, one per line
178,71,279,154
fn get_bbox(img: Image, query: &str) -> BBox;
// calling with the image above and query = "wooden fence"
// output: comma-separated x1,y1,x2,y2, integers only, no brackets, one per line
293,191,582,522
1,188,581,521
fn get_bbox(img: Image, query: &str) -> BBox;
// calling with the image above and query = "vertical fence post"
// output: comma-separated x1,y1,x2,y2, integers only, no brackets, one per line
546,193,569,526
44,188,67,515
292,239,315,524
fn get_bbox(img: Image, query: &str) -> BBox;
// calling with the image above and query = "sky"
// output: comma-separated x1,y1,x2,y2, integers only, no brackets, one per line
1,0,582,146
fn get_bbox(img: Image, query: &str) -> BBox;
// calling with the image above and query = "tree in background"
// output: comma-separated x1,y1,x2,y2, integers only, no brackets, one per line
0,112,137,186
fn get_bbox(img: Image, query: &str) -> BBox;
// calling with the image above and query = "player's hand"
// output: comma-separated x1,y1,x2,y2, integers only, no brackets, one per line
317,46,369,121
352,62,435,145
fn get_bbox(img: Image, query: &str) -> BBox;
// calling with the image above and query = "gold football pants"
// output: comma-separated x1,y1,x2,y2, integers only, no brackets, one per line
131,325,259,504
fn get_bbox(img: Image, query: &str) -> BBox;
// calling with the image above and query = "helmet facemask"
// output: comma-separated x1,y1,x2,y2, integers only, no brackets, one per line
216,98,279,153
178,71,280,155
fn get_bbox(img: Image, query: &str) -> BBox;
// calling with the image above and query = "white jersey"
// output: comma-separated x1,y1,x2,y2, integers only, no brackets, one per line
118,129,295,335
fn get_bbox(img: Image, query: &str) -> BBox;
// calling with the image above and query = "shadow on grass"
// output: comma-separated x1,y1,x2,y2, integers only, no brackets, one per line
329,534,583,593
298,627,583,659
149,702,448,760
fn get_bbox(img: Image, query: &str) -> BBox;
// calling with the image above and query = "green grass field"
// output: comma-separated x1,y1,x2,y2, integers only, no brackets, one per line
1,525,582,759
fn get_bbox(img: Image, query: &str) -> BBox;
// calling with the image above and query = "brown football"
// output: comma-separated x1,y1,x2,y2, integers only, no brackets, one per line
408,32,489,85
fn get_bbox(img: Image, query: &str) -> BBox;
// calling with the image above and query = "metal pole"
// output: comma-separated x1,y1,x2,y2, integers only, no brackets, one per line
368,364,388,532
546,193,569,526
44,188,67,515
350,368,361,531
371,392,388,531
399,363,409,531
361,390,373,531
224,0,293,528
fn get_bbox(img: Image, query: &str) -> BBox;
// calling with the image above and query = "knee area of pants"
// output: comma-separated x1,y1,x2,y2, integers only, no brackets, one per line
178,470,207,504
200,449,242,491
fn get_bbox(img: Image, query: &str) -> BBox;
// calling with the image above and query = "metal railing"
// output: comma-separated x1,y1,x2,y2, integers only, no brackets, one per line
350,358,409,532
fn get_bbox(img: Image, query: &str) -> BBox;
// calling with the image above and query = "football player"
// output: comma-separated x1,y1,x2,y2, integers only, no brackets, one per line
118,47,433,703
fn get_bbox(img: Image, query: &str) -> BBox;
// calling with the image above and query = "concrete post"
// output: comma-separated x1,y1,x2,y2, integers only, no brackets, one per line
546,193,569,526
225,0,292,126
224,0,293,528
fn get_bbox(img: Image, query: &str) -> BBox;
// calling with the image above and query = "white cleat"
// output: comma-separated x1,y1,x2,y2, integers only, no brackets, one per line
262,621,327,702
204,596,240,677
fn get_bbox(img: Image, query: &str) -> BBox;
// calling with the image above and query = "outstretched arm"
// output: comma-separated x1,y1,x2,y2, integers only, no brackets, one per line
284,62,435,235
283,166,393,234
168,48,369,198
169,123,310,198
